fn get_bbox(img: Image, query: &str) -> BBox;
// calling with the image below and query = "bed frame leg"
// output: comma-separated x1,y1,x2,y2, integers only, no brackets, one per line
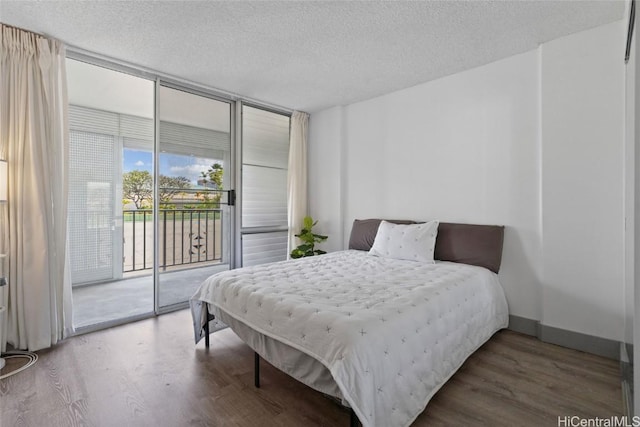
254,352,260,388
350,408,359,427
204,305,210,348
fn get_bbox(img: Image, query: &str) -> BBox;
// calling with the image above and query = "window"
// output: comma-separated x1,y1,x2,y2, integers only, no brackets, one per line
241,106,290,266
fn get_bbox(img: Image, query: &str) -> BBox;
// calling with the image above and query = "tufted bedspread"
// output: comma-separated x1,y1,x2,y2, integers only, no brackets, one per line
191,250,508,427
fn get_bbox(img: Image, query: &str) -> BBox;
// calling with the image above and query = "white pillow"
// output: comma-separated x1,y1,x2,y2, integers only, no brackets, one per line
368,220,439,263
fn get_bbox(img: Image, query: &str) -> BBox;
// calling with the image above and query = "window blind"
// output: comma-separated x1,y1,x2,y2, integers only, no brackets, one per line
241,106,290,228
68,130,116,284
240,106,290,266
242,231,288,267
69,104,230,158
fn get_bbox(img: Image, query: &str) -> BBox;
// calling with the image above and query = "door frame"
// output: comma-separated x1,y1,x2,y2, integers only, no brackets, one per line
153,79,237,315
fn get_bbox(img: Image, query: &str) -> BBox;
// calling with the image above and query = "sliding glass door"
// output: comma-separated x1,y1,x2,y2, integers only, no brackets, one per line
156,86,233,310
67,59,155,329
67,59,235,327
67,57,290,329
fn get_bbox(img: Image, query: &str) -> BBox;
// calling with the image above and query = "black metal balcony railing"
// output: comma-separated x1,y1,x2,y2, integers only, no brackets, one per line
123,209,223,273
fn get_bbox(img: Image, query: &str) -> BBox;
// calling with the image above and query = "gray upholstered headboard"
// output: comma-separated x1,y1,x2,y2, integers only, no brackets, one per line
348,219,505,273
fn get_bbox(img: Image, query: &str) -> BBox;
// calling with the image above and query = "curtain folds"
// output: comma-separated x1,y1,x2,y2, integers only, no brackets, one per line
0,24,73,351
287,111,309,256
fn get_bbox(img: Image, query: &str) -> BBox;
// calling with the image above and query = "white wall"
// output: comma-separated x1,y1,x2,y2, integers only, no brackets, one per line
540,22,625,340
343,50,543,321
309,20,626,341
634,0,640,412
625,12,636,350
308,106,345,253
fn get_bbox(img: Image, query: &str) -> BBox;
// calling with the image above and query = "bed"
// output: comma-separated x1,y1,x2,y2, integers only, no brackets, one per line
190,219,508,427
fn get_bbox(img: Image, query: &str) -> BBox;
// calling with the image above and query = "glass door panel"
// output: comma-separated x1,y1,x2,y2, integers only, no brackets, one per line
157,86,232,309
67,58,155,329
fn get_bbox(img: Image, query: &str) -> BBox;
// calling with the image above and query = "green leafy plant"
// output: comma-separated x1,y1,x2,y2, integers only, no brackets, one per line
197,163,224,208
290,216,328,259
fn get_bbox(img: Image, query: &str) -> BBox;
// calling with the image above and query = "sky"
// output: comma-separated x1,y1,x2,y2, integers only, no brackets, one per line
123,149,221,185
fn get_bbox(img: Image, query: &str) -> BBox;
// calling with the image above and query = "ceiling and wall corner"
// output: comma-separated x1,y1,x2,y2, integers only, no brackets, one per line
1,1,625,113
308,18,627,343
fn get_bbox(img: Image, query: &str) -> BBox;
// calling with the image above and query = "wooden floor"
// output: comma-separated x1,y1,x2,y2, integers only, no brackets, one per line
0,309,622,427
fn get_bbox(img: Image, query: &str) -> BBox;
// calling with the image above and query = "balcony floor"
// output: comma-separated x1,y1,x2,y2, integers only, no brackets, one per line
72,264,229,329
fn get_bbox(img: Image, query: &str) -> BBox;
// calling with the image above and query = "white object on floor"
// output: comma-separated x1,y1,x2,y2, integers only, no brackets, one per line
0,351,38,380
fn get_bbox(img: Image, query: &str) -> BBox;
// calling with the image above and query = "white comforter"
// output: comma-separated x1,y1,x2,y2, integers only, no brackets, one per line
191,250,508,427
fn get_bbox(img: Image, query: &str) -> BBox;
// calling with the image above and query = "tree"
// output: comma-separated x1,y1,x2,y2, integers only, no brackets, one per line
200,163,223,190
198,163,224,206
159,175,191,208
123,170,152,209
123,171,191,209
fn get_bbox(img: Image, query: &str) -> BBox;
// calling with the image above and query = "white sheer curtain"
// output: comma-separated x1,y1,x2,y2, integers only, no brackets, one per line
0,24,73,351
287,111,309,256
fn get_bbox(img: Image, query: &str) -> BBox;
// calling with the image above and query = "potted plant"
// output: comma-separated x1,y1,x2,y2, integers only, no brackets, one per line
290,216,328,259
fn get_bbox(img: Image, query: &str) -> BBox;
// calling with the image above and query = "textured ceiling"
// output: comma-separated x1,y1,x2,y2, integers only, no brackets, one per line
1,1,626,112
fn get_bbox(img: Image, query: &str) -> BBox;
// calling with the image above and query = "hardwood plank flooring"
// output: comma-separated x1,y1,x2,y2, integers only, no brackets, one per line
0,309,622,427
